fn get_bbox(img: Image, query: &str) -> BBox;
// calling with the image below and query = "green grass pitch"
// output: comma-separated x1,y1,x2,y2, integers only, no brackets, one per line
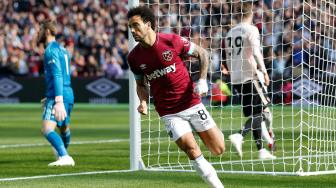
0,104,335,188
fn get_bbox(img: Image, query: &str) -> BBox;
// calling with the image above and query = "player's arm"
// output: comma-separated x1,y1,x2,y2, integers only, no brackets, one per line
188,43,209,80
188,43,210,95
135,76,149,115
128,55,148,115
49,50,67,121
250,29,270,86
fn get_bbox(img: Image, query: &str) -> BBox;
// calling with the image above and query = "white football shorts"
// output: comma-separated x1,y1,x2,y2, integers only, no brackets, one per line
161,103,216,141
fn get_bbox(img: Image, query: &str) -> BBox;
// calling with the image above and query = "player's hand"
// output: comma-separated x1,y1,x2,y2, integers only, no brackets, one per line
52,102,67,121
194,79,208,96
40,97,46,108
221,64,229,75
137,101,148,115
264,73,270,86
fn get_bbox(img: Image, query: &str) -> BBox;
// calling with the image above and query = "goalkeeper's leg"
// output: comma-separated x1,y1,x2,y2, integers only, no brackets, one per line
42,100,74,166
176,132,224,188
60,125,71,149
59,103,73,149
42,121,68,157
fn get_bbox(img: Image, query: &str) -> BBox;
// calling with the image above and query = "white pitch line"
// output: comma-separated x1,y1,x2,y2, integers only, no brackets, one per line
0,139,129,149
0,170,133,182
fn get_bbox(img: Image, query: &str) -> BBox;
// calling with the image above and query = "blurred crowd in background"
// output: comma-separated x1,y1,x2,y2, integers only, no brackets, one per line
0,0,335,86
143,0,335,104
0,0,128,78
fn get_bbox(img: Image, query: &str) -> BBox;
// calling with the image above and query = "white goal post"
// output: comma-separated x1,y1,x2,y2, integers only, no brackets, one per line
129,0,336,175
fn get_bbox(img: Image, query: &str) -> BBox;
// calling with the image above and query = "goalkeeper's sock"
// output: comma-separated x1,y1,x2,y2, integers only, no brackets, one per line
60,129,71,149
191,155,224,188
44,131,68,157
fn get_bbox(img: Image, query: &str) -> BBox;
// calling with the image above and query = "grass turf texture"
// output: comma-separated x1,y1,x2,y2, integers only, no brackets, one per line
0,104,335,187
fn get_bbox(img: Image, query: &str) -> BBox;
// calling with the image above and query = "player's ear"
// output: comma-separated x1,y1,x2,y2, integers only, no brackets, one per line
145,22,151,30
45,29,51,35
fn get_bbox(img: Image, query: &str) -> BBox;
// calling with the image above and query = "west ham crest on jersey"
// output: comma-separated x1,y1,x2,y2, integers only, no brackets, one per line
162,50,173,62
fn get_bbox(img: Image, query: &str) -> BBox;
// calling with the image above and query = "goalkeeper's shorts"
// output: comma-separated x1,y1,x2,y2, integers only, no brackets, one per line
161,103,216,141
42,98,73,127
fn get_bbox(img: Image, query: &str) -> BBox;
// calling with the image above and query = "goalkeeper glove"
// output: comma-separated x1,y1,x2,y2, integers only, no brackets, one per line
194,79,208,96
52,96,67,121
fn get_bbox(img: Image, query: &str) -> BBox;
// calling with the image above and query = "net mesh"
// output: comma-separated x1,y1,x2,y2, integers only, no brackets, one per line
136,0,336,175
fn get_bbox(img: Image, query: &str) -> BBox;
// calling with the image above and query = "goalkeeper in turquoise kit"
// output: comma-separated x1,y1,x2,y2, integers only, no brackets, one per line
37,19,75,166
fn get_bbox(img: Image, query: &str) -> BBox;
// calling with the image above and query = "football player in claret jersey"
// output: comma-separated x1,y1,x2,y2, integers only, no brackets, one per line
127,6,224,188
225,2,276,160
37,19,75,166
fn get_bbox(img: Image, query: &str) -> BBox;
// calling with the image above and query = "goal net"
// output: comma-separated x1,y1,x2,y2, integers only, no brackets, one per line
129,0,336,175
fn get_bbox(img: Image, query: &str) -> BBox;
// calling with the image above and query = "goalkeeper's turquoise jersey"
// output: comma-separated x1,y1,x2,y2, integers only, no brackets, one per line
43,41,74,103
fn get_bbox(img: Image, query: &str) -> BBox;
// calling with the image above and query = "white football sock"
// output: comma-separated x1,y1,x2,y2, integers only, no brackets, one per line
261,121,273,145
191,155,224,188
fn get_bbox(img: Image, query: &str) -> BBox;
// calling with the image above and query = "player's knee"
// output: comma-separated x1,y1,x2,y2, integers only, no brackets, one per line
41,126,54,136
185,146,201,159
210,144,225,156
41,127,50,136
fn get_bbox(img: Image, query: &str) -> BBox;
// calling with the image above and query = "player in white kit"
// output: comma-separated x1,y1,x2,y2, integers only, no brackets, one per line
224,2,276,160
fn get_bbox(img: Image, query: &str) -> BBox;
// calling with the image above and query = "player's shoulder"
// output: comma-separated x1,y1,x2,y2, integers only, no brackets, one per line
157,32,178,40
45,42,60,55
246,24,259,34
128,44,141,62
158,33,186,45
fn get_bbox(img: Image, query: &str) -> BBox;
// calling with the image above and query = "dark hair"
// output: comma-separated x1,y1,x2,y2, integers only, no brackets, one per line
127,6,156,30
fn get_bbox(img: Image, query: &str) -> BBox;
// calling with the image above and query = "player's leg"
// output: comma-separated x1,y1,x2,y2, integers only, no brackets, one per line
229,83,251,157
60,125,71,149
42,120,68,158
251,80,276,159
59,103,73,149
257,78,276,150
42,99,74,166
197,127,225,156
188,103,225,156
262,107,276,151
162,115,223,188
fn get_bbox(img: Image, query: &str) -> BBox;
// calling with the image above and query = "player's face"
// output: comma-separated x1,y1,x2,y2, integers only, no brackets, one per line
128,15,151,42
37,27,47,45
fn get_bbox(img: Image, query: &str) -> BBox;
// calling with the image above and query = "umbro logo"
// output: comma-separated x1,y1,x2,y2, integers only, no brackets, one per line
0,78,22,97
140,64,147,70
86,78,121,97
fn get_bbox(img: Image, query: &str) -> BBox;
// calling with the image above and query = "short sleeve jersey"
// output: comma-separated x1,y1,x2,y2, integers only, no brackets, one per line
225,23,261,84
128,33,201,116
